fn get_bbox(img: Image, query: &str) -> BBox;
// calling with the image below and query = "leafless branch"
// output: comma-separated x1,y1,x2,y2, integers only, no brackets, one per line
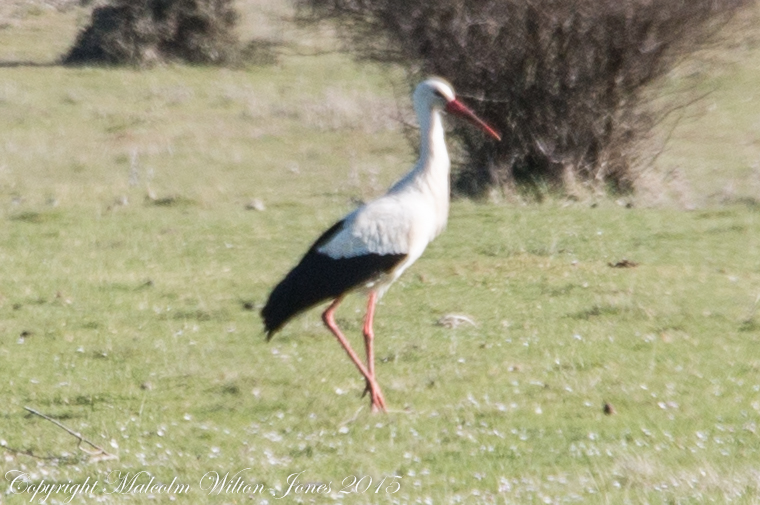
23,406,118,462
642,88,716,170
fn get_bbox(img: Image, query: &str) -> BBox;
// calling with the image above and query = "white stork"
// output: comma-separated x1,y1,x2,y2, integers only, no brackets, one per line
261,77,500,412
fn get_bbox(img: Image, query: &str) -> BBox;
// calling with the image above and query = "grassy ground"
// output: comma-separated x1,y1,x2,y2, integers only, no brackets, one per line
1,1,760,504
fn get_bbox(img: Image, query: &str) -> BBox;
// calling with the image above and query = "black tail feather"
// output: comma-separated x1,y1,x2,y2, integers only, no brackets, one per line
261,249,405,338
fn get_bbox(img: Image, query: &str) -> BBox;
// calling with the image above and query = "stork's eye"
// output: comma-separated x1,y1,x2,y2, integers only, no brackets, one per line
433,89,445,99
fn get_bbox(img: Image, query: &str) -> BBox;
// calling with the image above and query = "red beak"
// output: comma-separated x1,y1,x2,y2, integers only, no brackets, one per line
445,99,501,141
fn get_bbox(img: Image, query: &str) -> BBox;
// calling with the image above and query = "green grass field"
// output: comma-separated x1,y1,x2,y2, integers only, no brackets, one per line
1,1,760,503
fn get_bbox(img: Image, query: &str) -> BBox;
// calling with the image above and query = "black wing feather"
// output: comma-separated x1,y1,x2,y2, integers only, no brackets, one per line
261,220,406,339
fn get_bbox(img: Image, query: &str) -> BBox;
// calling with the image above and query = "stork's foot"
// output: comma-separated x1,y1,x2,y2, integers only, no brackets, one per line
363,379,387,413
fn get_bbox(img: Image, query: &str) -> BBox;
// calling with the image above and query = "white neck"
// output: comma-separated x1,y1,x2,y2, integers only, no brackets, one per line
382,99,452,243
416,102,450,177
411,102,450,236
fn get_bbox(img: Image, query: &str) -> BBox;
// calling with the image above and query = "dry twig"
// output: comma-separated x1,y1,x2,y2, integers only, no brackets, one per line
23,406,118,462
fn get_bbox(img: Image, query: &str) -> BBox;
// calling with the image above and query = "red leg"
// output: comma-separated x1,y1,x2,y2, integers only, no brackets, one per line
323,297,386,413
363,291,378,379
361,291,378,400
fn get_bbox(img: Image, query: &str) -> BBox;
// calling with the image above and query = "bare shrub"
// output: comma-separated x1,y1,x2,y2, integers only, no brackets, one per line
299,0,754,197
62,0,238,65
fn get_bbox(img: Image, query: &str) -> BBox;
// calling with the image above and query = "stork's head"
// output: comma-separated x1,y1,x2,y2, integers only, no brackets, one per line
414,77,501,140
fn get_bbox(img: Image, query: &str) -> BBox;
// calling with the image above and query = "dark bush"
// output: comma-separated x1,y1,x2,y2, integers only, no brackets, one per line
63,0,238,66
299,0,754,196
